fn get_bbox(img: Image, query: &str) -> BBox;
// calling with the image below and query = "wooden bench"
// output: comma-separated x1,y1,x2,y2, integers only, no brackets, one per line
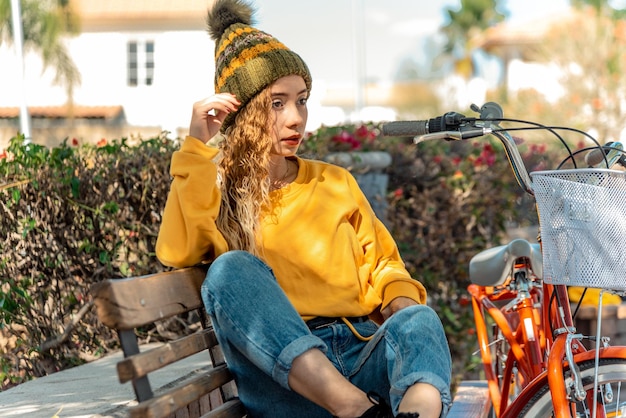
91,266,247,418
92,265,489,418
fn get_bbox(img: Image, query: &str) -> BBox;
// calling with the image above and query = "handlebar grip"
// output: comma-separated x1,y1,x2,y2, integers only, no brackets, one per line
381,120,429,137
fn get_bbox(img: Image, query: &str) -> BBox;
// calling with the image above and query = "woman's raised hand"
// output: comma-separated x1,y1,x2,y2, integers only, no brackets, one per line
189,93,240,143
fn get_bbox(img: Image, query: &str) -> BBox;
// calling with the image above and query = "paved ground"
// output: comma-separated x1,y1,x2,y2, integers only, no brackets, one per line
0,345,211,418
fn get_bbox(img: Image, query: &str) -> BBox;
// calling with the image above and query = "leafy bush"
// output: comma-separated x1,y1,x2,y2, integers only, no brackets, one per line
0,134,176,389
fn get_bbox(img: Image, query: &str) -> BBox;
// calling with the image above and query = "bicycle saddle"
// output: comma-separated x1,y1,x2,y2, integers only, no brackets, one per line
469,238,543,286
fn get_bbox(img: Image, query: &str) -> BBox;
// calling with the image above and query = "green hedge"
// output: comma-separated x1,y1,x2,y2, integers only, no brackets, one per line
0,127,557,389
0,134,175,388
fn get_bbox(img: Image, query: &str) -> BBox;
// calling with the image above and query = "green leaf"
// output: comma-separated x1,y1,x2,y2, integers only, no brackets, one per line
70,176,80,198
102,201,119,214
11,188,20,204
99,251,110,264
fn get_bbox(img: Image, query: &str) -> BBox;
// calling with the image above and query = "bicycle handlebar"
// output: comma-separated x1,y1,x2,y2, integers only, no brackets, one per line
381,101,626,197
381,102,535,195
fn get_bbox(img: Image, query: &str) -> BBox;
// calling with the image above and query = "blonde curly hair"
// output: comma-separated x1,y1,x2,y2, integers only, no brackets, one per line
215,87,273,256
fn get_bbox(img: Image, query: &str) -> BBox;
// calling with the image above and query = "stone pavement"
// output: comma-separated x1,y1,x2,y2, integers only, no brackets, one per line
0,345,211,418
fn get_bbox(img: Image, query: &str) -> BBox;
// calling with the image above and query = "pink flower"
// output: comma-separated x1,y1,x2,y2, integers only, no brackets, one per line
332,131,362,150
349,139,362,150
354,125,369,138
480,144,496,167
332,131,353,144
530,143,546,154
1,150,14,162
458,294,471,307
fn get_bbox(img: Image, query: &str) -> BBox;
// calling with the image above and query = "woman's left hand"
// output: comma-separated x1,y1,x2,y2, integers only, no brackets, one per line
381,297,418,321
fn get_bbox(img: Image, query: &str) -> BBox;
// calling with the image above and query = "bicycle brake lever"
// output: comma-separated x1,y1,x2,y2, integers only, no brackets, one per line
413,127,492,144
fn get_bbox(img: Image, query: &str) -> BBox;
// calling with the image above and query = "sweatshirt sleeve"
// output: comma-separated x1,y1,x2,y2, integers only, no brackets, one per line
156,136,229,268
347,173,427,308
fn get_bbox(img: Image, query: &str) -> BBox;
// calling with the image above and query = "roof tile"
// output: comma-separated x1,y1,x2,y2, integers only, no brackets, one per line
0,105,124,119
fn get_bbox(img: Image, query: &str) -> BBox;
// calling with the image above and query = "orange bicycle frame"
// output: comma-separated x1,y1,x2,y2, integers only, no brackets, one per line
473,273,626,418
469,262,546,417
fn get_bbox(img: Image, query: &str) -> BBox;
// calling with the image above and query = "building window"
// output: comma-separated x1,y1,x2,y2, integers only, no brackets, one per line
127,42,138,86
127,40,155,87
145,42,154,86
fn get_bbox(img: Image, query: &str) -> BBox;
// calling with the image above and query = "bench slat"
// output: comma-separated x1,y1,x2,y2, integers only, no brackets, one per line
448,380,491,418
118,329,220,383
200,399,247,418
92,266,208,330
129,364,236,418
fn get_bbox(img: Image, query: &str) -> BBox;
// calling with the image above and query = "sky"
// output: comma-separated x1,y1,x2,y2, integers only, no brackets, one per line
501,0,571,22
249,0,571,87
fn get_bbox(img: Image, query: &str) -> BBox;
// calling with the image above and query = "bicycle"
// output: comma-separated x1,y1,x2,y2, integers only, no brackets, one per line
382,102,626,418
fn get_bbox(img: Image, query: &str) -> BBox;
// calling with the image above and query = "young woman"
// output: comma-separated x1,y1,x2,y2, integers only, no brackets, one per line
156,1,452,417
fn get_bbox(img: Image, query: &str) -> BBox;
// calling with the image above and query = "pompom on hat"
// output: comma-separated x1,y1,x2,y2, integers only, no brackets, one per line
207,0,312,132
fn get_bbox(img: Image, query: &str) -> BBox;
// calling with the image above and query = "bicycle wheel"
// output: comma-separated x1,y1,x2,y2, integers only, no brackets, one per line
519,357,626,417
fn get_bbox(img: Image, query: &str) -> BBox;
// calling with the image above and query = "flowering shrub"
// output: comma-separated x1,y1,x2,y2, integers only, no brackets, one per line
384,131,564,382
300,122,404,158
329,125,374,151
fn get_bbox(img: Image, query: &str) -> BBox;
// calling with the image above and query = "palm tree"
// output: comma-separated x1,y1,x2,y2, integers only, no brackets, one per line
440,0,506,78
0,0,81,101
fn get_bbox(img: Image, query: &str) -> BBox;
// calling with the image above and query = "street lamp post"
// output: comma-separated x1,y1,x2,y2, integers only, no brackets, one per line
10,0,32,143
352,0,366,121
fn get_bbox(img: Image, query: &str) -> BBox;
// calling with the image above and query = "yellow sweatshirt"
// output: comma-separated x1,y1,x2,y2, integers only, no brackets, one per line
156,136,426,321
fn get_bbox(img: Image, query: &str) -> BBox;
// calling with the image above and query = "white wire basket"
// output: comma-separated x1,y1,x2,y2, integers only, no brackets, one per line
530,168,626,290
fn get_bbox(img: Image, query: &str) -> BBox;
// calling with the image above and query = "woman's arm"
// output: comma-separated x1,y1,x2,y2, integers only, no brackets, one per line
156,94,239,267
156,138,229,267
346,173,427,319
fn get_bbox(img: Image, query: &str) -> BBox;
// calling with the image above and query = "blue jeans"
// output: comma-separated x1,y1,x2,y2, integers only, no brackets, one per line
201,251,452,418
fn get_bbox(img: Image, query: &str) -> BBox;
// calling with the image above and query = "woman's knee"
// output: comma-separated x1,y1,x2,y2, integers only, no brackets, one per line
395,304,440,325
201,250,276,304
386,304,447,341
202,251,250,306
204,251,263,286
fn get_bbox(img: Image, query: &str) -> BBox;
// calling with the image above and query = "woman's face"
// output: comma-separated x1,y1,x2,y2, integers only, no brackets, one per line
268,75,308,156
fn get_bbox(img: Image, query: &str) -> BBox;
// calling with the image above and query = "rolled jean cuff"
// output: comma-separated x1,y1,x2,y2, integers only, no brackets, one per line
272,334,327,390
392,372,452,418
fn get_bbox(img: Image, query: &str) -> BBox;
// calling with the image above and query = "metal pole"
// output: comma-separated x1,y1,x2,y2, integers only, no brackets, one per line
351,0,365,121
10,0,32,143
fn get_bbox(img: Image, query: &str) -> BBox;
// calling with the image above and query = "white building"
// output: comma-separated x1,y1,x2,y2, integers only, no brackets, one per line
0,0,218,148
6,1,487,150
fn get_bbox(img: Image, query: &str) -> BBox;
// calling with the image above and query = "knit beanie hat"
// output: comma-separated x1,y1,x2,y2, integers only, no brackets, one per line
207,0,313,132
